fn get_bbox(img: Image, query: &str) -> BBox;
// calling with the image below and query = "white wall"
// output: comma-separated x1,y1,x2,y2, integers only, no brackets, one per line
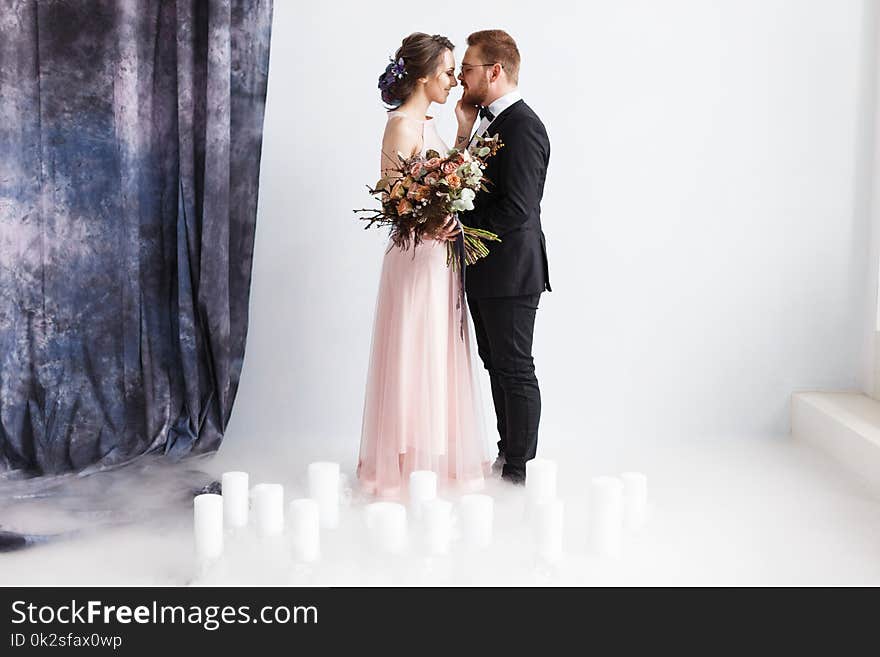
223,0,878,458
861,2,880,398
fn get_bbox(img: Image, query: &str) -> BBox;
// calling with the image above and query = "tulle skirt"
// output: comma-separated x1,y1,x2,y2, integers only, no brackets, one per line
357,237,491,499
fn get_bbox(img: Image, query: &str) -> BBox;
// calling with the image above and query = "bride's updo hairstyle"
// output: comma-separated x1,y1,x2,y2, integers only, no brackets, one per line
378,33,454,108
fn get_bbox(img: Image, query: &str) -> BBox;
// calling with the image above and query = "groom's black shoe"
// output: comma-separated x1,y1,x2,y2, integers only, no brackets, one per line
501,463,526,486
501,471,526,486
491,452,506,475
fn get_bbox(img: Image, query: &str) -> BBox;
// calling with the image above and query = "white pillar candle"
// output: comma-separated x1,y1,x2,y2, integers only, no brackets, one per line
365,502,407,555
289,498,320,562
588,476,624,558
526,458,557,507
408,470,437,519
532,499,565,563
194,493,224,561
253,483,284,538
421,498,453,555
308,461,340,529
621,471,648,532
459,494,494,549
363,501,388,534
221,471,249,530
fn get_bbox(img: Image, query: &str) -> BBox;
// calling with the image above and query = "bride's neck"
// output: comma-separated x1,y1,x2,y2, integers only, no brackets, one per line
396,93,430,121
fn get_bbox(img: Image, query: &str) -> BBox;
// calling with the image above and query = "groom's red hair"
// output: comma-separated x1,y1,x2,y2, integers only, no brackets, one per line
467,30,521,84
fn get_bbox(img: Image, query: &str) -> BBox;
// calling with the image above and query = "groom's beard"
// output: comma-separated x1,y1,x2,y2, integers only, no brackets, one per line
461,81,489,107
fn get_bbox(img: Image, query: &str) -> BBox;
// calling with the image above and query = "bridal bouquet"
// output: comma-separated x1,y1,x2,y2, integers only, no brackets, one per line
355,135,504,269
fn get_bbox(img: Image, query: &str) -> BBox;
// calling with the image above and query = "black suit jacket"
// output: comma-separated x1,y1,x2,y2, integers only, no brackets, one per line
462,99,551,299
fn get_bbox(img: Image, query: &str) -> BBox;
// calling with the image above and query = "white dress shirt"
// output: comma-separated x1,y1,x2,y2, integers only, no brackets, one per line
474,88,523,139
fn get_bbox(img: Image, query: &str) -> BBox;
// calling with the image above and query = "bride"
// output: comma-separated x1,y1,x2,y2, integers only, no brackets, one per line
356,33,491,499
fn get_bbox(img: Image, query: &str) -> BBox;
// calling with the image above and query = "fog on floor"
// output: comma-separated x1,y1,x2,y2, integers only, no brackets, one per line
1,432,878,587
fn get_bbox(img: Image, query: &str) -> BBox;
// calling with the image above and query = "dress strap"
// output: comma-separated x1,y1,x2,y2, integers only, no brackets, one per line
387,111,431,124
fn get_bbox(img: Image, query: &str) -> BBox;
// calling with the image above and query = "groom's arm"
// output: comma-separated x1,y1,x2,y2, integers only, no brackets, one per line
473,118,550,238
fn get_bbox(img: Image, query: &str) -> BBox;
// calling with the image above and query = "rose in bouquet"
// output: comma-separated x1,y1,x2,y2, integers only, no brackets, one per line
355,134,504,269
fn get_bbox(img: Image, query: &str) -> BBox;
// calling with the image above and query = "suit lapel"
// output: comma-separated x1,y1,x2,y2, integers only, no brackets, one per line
481,99,523,137
469,100,524,217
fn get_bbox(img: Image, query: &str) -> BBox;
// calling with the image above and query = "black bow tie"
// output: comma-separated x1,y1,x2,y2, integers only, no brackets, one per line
479,106,494,121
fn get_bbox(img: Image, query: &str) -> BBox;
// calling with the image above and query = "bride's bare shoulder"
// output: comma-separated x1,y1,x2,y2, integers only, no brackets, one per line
383,114,421,139
381,114,421,157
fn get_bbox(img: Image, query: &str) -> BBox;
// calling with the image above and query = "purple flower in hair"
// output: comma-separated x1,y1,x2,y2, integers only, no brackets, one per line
390,57,406,79
378,57,406,90
378,56,407,107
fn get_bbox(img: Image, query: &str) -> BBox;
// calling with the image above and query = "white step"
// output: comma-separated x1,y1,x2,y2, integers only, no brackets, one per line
791,391,880,491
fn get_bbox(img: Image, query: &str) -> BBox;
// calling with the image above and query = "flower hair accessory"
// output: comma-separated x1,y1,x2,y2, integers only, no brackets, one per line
378,56,407,105
388,57,406,80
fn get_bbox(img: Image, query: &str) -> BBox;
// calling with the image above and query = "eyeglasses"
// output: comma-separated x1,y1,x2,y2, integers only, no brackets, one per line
458,63,503,75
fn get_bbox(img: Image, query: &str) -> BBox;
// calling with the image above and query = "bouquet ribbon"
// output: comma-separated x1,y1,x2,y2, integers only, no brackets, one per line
454,216,467,341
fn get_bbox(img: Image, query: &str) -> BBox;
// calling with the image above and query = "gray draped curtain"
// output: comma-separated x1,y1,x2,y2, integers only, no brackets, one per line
0,0,273,475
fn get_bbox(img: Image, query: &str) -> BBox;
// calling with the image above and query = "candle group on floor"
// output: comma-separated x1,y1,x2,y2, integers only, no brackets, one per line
192,461,650,570
193,463,341,567
524,460,650,562
364,475,492,557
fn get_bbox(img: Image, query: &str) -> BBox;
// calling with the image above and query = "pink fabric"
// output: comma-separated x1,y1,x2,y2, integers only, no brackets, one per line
357,115,491,499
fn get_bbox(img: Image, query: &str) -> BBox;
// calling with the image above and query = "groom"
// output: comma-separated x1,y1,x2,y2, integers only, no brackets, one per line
455,30,551,485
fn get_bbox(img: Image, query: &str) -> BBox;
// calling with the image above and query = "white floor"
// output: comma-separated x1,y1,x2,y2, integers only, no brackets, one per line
1,433,879,586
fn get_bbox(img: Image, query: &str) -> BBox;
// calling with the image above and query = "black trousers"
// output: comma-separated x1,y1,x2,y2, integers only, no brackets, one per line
468,293,542,479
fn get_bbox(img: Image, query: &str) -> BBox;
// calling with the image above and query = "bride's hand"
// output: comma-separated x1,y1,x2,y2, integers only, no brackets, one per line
455,99,479,131
435,214,462,242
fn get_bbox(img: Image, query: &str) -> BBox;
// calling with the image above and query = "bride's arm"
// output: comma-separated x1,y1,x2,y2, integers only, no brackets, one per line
380,118,422,177
454,99,479,153
379,117,460,242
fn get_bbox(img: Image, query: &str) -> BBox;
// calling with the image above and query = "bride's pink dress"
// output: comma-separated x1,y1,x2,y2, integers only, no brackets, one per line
356,111,491,499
